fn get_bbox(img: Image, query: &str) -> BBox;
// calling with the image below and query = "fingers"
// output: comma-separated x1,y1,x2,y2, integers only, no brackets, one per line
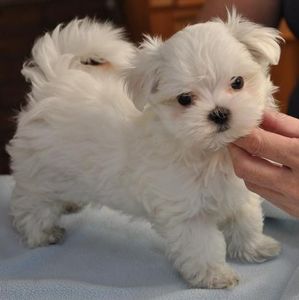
229,110,299,218
244,181,299,218
233,127,299,168
262,111,299,138
228,144,291,193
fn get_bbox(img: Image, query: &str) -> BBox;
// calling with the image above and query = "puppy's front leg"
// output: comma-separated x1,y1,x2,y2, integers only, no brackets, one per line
223,193,281,262
155,217,239,289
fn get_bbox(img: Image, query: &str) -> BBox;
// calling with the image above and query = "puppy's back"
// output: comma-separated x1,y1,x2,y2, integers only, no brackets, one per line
22,18,135,90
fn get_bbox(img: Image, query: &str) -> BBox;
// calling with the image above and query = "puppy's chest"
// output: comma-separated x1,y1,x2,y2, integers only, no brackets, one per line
191,159,246,213
125,151,245,217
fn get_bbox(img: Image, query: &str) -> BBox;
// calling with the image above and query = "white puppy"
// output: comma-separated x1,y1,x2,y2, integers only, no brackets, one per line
8,12,282,289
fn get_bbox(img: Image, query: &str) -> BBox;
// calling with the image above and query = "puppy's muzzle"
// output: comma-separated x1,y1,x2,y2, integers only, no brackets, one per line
208,106,231,132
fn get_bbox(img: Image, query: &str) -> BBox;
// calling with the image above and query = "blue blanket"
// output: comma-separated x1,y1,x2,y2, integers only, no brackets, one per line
0,176,298,300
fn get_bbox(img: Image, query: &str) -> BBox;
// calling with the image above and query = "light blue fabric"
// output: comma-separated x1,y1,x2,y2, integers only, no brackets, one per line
0,175,298,300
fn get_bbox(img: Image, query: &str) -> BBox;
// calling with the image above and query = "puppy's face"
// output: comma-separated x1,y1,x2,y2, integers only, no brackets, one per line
126,12,281,151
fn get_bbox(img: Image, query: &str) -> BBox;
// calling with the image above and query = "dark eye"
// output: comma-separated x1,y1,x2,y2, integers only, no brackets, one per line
177,93,193,106
81,58,106,66
230,76,244,90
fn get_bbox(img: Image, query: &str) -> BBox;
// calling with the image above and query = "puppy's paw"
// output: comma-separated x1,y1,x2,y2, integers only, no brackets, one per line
230,234,281,263
26,226,66,248
46,226,66,245
186,264,239,289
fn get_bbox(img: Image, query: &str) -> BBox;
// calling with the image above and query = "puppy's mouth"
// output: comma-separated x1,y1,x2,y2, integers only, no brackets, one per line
216,123,230,133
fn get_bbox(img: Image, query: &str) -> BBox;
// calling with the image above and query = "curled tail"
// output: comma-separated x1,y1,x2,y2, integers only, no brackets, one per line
22,18,135,87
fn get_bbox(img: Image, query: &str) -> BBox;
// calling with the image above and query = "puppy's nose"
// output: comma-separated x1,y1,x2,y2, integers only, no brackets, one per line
208,106,231,125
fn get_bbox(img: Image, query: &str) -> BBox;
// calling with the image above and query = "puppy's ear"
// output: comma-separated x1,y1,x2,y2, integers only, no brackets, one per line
125,36,162,111
225,8,283,68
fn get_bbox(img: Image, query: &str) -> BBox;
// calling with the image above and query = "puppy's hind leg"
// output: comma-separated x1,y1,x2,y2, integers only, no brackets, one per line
11,188,66,248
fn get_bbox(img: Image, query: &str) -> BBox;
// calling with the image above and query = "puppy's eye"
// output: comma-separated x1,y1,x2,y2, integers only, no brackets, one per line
177,93,193,106
81,58,106,66
230,76,244,90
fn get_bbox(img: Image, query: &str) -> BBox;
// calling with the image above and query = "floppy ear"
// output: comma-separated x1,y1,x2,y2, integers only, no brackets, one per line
225,8,283,69
125,36,163,111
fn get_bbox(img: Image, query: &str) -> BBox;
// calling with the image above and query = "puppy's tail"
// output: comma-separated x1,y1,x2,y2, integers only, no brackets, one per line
22,18,135,87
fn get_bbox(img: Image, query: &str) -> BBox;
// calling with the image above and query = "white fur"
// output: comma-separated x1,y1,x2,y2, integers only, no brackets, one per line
8,13,282,289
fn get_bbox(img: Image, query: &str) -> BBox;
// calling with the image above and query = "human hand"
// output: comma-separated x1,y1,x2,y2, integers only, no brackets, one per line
229,110,299,218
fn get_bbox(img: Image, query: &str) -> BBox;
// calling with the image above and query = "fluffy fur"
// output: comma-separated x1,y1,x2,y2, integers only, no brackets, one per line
8,13,282,289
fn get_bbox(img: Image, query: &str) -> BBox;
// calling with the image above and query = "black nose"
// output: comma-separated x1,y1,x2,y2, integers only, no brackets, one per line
208,106,231,125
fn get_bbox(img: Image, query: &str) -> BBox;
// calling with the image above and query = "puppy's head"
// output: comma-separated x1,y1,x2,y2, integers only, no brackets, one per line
126,10,282,151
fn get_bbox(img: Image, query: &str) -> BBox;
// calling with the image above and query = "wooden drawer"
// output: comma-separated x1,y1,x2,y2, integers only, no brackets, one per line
149,7,199,38
175,0,205,7
173,8,199,31
125,0,204,41
149,0,204,8
149,0,173,8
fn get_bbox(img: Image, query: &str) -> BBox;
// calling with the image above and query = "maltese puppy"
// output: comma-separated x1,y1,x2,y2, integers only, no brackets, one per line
8,11,282,289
